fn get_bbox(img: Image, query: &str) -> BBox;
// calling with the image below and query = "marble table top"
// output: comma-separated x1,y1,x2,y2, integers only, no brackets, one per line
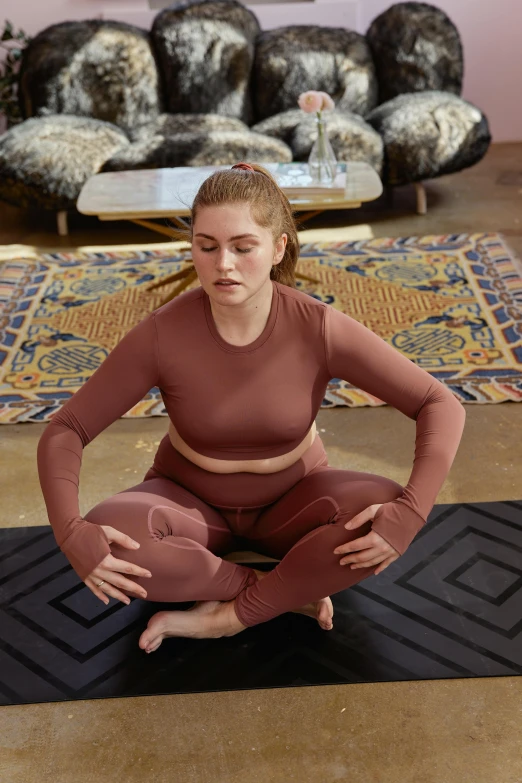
77,162,383,220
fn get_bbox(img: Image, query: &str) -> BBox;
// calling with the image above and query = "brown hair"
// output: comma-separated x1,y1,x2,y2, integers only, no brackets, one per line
168,162,305,289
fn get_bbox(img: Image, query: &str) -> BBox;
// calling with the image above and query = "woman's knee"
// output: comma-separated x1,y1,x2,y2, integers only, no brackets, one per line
359,476,404,512
331,474,404,522
83,493,153,544
372,475,404,504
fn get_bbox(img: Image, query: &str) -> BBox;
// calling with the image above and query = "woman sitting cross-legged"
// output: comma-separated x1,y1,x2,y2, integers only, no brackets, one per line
37,161,466,653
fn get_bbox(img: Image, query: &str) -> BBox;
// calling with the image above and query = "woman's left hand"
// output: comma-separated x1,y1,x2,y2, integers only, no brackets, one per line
333,503,401,575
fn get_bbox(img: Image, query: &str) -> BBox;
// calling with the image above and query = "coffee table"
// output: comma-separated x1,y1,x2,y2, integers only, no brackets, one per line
77,161,382,304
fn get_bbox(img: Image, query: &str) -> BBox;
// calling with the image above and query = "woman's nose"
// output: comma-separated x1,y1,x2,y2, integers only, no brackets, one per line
215,249,235,267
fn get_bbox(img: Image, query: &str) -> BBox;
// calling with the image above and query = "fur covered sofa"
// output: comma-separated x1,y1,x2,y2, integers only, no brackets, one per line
0,0,491,233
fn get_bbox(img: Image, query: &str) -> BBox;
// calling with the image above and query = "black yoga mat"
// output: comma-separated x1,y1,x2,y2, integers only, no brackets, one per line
0,499,521,706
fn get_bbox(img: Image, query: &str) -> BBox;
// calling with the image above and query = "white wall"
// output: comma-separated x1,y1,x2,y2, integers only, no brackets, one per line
1,0,521,141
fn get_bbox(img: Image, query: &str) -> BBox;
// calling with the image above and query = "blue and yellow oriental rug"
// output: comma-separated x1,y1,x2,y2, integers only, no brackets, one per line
1,233,521,424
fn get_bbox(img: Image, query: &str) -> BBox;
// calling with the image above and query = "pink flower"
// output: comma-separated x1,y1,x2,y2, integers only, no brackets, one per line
298,91,323,113
319,91,335,111
298,90,335,113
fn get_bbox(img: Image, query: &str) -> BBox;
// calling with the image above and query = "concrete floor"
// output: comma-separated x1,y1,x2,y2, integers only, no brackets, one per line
0,142,521,782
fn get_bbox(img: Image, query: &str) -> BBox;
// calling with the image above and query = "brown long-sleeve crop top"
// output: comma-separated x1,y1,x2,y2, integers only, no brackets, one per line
37,279,466,581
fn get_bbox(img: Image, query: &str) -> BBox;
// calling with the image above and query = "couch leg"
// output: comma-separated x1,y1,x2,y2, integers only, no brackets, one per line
57,210,68,236
414,182,427,215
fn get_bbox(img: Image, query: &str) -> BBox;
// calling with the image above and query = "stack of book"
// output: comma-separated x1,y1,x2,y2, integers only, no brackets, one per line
264,162,347,198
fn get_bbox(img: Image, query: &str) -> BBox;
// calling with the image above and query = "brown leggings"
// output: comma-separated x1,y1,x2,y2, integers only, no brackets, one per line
84,433,404,627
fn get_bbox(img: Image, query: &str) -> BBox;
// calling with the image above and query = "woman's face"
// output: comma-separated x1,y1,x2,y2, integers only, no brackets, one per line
191,202,287,301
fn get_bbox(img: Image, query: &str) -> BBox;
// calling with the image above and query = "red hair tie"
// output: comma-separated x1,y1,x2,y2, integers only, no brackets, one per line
231,162,255,172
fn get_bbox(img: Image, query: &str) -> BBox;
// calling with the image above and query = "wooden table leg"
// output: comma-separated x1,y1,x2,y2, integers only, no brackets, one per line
57,211,68,236
146,266,193,293
130,217,193,238
157,267,200,306
414,182,427,215
295,209,324,223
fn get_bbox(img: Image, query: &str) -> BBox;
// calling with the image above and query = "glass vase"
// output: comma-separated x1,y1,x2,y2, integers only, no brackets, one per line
308,114,337,185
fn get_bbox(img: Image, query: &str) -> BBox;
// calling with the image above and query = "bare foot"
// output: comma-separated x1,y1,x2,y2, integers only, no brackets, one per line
139,600,231,653
294,596,334,630
251,569,334,631
139,568,334,653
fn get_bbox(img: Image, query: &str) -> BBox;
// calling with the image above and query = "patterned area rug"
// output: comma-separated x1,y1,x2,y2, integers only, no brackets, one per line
1,233,521,424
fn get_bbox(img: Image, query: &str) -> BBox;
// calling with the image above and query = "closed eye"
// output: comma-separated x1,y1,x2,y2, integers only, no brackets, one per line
201,247,252,254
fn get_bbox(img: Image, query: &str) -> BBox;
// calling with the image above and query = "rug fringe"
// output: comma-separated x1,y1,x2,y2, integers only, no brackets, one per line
0,240,189,262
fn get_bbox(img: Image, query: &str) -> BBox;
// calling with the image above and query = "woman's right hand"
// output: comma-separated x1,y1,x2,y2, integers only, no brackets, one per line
84,525,153,605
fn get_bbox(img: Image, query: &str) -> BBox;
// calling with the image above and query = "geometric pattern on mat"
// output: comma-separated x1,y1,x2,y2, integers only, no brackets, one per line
1,232,522,423
0,499,520,705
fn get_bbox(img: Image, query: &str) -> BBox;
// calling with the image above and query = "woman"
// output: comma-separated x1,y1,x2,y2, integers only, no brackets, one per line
37,162,466,653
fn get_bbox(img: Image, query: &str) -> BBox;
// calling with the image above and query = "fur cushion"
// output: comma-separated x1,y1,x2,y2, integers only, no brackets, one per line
252,25,378,123
151,0,260,126
101,127,292,171
131,112,249,142
365,91,491,185
366,2,463,104
18,20,163,141
0,115,129,209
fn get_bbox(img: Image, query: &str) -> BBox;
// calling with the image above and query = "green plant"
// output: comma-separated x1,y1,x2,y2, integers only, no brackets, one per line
0,19,31,131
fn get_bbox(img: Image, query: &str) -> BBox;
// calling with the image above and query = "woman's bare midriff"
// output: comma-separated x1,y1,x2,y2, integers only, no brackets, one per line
167,419,318,474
